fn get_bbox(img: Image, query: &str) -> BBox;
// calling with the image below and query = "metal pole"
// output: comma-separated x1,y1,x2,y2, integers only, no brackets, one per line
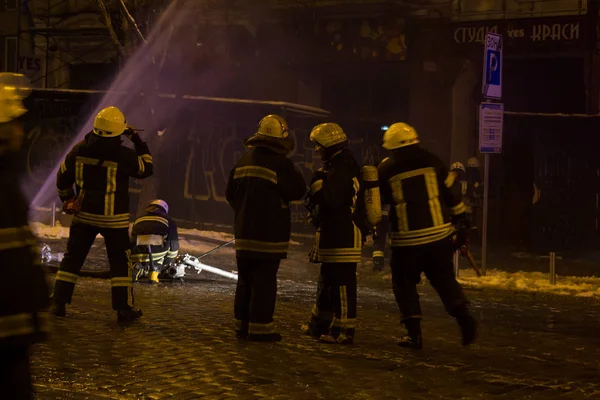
51,202,56,227
16,0,21,73
44,0,50,88
481,153,490,276
453,250,460,278
549,251,556,285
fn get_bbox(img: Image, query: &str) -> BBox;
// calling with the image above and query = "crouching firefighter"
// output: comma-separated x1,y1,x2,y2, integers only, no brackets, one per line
378,122,477,349
130,200,179,284
0,73,50,400
53,106,153,322
301,122,369,345
226,114,307,342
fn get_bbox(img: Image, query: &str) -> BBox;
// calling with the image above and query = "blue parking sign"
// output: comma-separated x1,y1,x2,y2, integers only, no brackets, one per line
482,33,502,99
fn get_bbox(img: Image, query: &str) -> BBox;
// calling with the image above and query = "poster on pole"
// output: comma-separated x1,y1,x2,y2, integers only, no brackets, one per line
479,102,504,154
482,33,503,100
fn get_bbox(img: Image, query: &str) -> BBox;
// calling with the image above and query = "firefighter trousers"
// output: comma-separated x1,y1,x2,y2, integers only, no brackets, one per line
234,258,280,335
309,263,357,338
390,237,468,322
53,222,134,310
0,345,33,400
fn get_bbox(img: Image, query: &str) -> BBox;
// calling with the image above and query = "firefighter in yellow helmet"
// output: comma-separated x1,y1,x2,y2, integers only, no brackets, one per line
130,199,179,284
0,73,50,399
378,123,477,349
53,106,153,322
301,122,362,345
226,114,306,342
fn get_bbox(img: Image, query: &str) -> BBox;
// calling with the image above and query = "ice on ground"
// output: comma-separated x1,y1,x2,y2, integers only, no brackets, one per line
31,222,73,239
457,269,600,298
380,267,600,298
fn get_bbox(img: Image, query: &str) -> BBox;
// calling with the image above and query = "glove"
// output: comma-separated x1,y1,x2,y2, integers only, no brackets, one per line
312,168,328,183
62,197,82,215
124,127,143,144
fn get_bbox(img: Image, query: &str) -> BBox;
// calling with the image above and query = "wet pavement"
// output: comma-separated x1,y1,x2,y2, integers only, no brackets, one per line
33,237,600,399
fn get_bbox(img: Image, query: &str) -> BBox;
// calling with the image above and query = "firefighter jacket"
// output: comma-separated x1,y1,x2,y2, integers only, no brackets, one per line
466,167,483,201
226,144,307,260
130,209,179,266
0,160,50,349
308,149,362,263
378,145,467,247
56,132,153,229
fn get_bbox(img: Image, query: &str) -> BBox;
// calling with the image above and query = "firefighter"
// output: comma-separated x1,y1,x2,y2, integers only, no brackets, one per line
450,161,467,197
226,114,306,342
0,73,50,399
53,106,153,322
130,199,179,284
301,122,362,345
378,122,477,349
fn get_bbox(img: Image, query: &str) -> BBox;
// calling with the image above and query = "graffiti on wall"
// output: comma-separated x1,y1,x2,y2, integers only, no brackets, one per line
177,122,326,226
172,121,383,228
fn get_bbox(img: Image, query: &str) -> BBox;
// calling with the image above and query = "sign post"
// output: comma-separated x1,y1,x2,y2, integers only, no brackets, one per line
480,32,503,276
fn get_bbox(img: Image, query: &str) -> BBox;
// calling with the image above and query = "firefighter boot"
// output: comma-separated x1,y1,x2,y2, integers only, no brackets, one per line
117,307,143,322
52,299,66,317
148,271,159,285
300,317,329,338
319,327,354,345
396,318,423,350
452,306,478,346
372,252,385,271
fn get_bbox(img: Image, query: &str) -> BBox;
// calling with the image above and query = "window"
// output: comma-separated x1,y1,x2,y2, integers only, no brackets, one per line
4,37,17,72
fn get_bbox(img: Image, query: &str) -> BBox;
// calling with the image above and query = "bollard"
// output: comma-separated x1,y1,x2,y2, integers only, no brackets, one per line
549,252,556,285
453,250,460,278
51,202,56,227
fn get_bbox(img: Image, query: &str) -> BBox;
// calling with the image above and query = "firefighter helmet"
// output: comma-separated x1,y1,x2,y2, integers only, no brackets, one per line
150,199,168,213
451,161,466,173
309,122,347,148
93,106,127,137
467,157,480,168
0,73,30,124
256,114,289,139
382,122,419,150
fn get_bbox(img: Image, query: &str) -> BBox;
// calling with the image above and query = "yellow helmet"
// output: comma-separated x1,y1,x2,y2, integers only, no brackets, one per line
382,122,419,150
0,73,30,124
309,122,347,148
93,106,127,137
256,114,289,139
451,161,466,173
467,157,480,168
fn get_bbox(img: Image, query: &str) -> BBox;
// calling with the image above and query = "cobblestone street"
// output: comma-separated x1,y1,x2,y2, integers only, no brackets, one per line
32,238,600,399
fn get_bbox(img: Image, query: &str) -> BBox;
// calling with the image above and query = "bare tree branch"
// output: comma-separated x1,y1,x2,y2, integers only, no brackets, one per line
92,0,127,56
118,0,147,43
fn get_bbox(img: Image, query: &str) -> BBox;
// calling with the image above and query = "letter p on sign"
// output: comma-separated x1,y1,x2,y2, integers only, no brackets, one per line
482,32,503,99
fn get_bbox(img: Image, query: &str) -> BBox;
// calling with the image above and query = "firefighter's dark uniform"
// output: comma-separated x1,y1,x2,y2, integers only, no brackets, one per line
379,135,476,348
226,117,306,341
0,73,50,399
372,206,389,271
305,149,362,343
0,171,50,399
54,132,153,312
130,207,179,282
